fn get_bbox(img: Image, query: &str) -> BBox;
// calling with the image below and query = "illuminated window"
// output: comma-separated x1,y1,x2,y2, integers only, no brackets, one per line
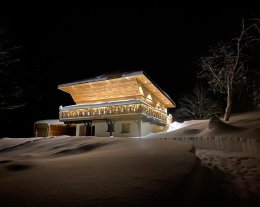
121,123,131,133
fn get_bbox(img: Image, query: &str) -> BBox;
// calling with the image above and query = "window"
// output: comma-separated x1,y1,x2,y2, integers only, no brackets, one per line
121,123,131,133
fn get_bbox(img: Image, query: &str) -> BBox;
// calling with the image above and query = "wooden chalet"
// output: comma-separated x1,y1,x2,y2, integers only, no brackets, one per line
58,71,175,137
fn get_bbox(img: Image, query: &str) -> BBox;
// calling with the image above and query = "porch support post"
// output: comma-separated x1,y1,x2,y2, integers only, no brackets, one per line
76,124,80,136
83,121,92,136
138,119,141,137
106,120,114,137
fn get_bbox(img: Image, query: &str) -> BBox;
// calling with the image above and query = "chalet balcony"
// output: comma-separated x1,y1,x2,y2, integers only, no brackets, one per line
59,100,167,125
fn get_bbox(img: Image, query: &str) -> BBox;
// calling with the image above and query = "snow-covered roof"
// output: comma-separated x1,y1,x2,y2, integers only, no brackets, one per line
34,119,65,125
58,71,176,108
58,71,144,87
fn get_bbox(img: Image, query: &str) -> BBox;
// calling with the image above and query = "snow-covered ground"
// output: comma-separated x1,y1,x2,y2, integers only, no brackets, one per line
197,149,260,203
0,110,259,206
167,120,206,132
0,136,197,207
145,109,260,206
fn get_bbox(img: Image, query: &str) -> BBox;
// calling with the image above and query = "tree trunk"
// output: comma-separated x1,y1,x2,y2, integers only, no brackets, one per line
224,84,232,121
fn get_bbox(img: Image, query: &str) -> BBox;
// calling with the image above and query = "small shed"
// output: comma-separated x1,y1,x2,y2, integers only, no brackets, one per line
34,119,76,137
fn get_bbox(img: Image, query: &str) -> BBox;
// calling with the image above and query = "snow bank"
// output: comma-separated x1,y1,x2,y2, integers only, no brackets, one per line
0,137,41,151
0,136,197,207
167,120,206,132
0,110,259,206
145,110,260,139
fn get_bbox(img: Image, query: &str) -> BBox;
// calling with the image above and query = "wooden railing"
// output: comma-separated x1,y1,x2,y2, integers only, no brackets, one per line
59,103,167,123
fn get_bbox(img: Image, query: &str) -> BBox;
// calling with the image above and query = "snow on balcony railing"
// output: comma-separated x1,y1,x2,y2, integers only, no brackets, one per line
59,102,167,122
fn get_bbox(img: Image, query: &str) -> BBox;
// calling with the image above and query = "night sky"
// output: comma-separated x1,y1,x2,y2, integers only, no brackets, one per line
1,3,260,137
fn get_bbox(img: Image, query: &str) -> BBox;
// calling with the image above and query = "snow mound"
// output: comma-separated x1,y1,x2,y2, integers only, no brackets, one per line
208,115,242,132
167,121,188,131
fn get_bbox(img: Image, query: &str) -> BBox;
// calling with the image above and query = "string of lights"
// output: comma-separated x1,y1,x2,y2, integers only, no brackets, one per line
60,103,167,122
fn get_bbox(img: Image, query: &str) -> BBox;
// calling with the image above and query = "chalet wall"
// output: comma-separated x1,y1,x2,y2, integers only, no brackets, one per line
113,120,139,137
77,120,139,137
139,121,164,136
75,120,165,137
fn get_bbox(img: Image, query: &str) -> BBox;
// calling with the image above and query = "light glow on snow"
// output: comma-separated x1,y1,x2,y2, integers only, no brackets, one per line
167,121,187,132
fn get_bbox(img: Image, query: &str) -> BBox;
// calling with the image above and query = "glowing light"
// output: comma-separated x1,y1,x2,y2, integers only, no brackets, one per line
167,122,187,132
147,94,152,100
138,86,144,95
59,103,167,122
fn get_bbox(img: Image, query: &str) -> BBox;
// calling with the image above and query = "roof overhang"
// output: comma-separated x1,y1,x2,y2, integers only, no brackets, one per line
58,71,176,108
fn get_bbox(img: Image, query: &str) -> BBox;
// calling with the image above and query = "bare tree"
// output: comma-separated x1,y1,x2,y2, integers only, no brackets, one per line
0,24,23,110
0,27,20,66
199,19,260,121
174,85,223,120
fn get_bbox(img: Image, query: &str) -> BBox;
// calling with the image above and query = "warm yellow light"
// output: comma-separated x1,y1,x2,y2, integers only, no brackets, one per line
138,86,144,95
147,94,152,100
60,103,167,122
58,73,175,108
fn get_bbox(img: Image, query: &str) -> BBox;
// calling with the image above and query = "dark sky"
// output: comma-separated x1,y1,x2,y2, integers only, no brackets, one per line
1,3,260,136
